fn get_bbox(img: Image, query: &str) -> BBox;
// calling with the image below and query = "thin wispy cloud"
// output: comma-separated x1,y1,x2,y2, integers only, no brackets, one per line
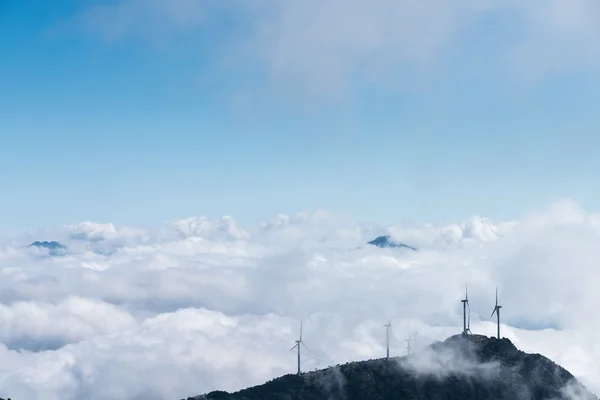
69,0,210,41
58,0,600,98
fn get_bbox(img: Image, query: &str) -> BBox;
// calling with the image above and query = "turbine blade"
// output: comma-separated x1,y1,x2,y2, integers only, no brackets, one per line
301,341,314,356
300,320,303,341
290,344,298,351
491,308,496,318
496,287,498,306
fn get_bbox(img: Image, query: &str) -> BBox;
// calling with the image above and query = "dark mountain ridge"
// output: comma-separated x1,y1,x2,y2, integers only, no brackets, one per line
184,334,597,400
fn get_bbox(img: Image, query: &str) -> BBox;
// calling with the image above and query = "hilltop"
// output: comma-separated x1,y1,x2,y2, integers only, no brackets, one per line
183,334,597,400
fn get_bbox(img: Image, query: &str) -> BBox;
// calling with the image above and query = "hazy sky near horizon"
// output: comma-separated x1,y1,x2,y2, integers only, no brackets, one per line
2,0,600,231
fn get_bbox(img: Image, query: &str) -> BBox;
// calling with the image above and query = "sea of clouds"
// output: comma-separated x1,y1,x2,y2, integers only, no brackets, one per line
0,199,599,399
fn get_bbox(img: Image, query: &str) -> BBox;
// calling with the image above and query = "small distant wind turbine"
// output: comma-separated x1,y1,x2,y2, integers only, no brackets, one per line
384,320,392,360
402,326,415,356
290,320,310,375
490,287,502,339
461,284,472,335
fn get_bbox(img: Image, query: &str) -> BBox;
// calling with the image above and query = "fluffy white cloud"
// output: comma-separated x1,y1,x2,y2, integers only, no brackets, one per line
0,296,136,351
164,216,250,242
1,199,600,399
387,216,517,249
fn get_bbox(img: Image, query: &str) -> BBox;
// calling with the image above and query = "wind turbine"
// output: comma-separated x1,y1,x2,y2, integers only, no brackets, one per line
406,329,412,356
461,284,472,335
490,287,502,339
290,320,309,375
384,320,392,360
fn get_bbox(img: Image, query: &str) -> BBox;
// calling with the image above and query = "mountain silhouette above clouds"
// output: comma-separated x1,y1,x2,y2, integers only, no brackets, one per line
182,334,597,400
367,235,417,251
27,240,67,256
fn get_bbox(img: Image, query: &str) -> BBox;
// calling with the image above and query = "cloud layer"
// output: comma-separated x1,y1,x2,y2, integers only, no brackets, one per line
1,199,600,399
64,0,600,97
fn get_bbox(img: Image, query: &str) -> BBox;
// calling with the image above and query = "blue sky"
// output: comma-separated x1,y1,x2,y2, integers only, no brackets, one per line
2,0,600,231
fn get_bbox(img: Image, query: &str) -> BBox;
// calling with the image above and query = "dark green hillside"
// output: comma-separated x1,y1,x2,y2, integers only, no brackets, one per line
182,334,597,400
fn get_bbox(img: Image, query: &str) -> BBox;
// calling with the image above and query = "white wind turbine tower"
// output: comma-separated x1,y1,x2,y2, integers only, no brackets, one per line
384,320,392,360
490,287,502,339
406,326,419,355
290,320,311,375
461,284,472,335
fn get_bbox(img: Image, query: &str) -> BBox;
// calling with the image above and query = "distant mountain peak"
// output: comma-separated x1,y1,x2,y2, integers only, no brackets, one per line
29,240,65,248
28,241,67,256
367,235,417,251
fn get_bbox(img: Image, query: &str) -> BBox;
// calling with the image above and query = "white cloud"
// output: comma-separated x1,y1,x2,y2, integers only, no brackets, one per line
62,0,600,97
0,297,136,351
164,216,250,242
387,216,517,249
1,200,600,398
67,222,118,241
